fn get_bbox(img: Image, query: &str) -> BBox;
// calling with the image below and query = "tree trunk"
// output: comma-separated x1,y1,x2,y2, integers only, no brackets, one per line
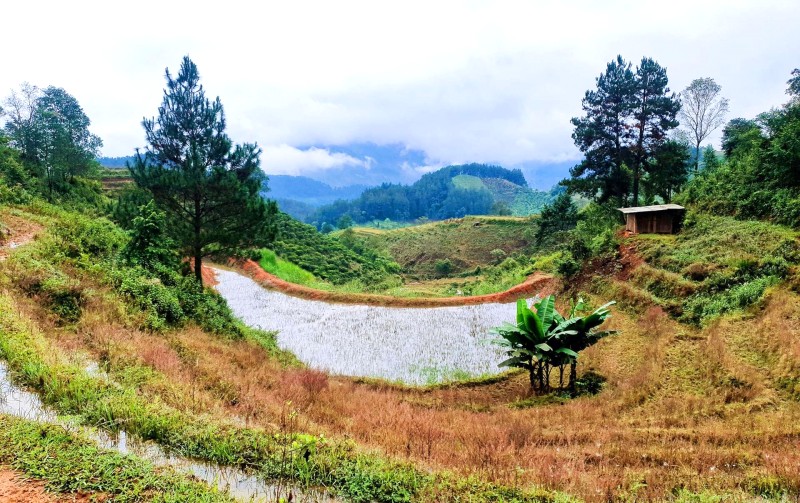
194,196,203,283
695,141,701,173
529,362,536,391
569,362,577,392
537,363,545,394
194,248,203,283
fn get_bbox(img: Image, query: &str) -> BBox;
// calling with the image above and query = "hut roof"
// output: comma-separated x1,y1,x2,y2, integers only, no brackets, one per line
617,204,685,214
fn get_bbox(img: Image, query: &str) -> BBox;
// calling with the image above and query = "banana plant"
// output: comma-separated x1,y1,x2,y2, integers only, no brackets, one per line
492,295,616,393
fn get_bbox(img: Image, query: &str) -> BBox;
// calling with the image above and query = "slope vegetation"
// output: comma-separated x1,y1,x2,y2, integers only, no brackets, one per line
345,215,537,279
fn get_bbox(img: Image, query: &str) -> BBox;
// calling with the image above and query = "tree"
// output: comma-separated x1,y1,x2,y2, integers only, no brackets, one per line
630,58,680,204
130,56,277,282
535,192,579,245
492,296,615,393
336,214,354,229
788,69,800,100
679,78,729,172
566,56,679,206
3,84,102,197
643,139,690,203
721,118,762,158
567,56,636,206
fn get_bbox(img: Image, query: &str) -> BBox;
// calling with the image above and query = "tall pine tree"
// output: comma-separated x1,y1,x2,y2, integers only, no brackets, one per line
131,56,277,282
566,56,680,206
567,56,636,206
630,58,680,204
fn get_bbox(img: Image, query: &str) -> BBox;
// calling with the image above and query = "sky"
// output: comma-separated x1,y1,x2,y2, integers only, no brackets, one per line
1,0,798,188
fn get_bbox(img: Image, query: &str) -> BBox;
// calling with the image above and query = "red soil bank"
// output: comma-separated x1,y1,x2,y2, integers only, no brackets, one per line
225,259,557,307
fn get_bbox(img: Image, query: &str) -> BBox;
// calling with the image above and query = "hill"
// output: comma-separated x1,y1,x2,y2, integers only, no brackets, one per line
311,163,555,225
343,215,536,279
96,155,134,168
263,174,370,205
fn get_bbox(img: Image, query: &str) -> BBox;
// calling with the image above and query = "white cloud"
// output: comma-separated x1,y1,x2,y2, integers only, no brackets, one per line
2,0,798,172
260,145,369,175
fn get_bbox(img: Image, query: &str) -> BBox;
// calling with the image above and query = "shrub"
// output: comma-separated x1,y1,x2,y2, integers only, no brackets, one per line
434,259,453,277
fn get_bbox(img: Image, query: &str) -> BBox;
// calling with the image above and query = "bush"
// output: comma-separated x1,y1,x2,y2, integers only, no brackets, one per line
434,259,453,277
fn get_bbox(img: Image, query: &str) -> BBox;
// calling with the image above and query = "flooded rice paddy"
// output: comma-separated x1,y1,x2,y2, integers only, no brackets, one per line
213,268,522,385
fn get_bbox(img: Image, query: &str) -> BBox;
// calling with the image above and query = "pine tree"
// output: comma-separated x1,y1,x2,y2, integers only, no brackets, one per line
567,56,636,206
131,56,277,282
566,56,680,206
630,58,680,204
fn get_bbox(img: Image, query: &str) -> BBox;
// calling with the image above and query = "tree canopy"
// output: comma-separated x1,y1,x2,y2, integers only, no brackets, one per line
130,56,277,282
565,56,681,206
679,78,729,172
2,84,102,197
680,68,800,225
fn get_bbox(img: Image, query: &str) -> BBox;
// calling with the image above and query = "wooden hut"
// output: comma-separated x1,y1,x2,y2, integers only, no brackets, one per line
618,204,685,234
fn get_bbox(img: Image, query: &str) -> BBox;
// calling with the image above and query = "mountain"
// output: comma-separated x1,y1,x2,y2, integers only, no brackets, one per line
267,143,577,190
97,156,135,168
310,163,557,226
261,175,372,220
263,175,369,205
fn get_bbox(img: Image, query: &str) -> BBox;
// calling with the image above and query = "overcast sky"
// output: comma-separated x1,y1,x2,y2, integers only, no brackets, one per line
2,0,798,179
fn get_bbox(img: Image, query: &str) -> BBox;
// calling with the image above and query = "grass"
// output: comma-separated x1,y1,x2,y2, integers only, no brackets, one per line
348,215,536,279
620,213,800,324
259,248,319,286
6,201,800,501
0,415,232,502
0,208,564,501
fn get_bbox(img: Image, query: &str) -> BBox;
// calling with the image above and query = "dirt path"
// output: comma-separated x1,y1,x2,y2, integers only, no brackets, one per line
208,259,558,307
0,214,43,261
0,466,95,503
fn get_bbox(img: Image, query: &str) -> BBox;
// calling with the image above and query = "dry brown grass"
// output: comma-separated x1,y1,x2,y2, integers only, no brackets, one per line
7,259,800,500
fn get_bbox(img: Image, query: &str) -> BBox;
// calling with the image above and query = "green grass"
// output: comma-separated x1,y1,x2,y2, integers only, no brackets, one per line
628,212,800,324
0,415,232,502
451,174,486,191
259,248,319,285
349,216,537,279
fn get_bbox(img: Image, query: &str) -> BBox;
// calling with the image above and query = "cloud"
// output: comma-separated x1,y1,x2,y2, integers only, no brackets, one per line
260,145,370,176
2,0,798,174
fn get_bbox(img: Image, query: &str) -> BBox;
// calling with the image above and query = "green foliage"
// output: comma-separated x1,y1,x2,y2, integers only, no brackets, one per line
680,69,800,227
566,55,680,206
121,200,179,271
130,56,278,282
5,207,244,337
312,163,551,224
0,135,35,204
434,259,453,277
259,248,318,285
271,213,400,287
347,216,536,280
631,213,799,324
643,139,691,203
492,295,616,392
0,417,232,502
3,84,102,199
535,192,579,245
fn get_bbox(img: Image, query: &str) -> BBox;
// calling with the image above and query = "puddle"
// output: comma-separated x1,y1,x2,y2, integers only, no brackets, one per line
0,363,56,422
0,361,338,502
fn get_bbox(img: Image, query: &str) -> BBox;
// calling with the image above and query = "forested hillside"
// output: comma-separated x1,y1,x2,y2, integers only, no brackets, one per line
311,163,554,226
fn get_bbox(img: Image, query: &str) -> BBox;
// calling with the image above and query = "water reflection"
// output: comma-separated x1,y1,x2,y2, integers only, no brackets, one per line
0,362,338,502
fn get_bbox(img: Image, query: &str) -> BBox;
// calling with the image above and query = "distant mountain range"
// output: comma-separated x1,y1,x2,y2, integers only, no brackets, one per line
308,163,560,226
98,149,572,222
262,175,372,221
266,143,576,191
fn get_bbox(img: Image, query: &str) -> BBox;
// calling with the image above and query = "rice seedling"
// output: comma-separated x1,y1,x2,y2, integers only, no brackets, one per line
213,268,525,385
